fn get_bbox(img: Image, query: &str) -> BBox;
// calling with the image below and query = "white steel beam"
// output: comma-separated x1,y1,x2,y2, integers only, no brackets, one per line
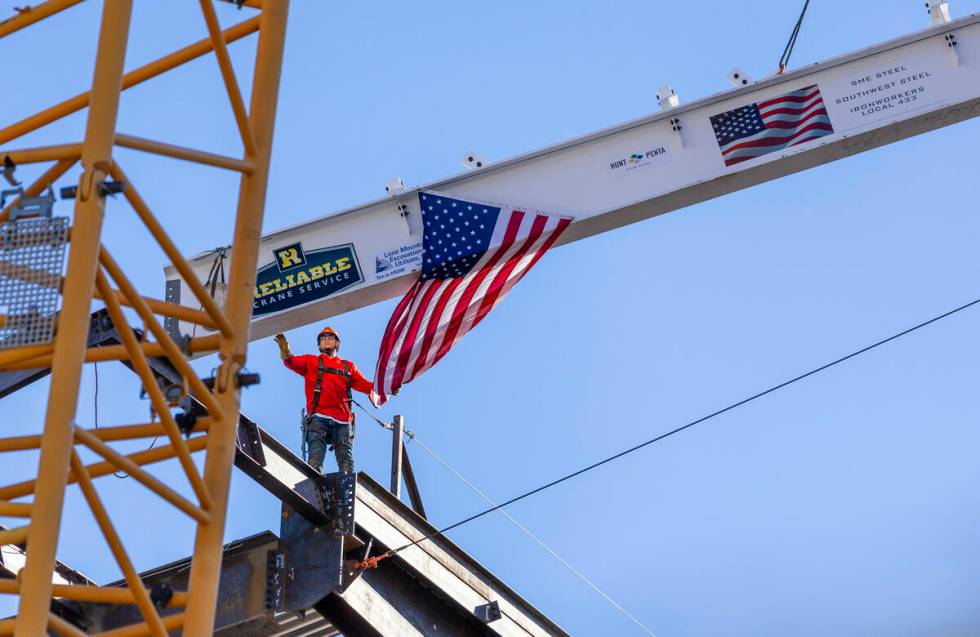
166,14,980,339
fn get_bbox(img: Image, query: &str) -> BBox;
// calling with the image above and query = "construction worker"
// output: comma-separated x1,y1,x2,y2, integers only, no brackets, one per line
274,327,379,474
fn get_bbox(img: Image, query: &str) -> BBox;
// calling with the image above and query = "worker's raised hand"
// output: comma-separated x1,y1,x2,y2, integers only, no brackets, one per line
273,332,292,360
369,390,381,408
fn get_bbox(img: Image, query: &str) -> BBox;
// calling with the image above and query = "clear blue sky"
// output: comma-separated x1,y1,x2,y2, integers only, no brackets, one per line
3,2,980,635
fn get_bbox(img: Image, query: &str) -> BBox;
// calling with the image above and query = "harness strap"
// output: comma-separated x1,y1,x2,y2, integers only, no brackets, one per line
310,355,327,415
309,356,353,416
342,360,352,403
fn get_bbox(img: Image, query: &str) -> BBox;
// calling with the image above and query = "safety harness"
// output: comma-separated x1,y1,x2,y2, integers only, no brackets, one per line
301,354,353,461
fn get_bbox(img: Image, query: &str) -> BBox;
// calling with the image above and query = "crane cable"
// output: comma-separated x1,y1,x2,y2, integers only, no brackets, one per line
778,0,811,74
357,293,980,567
412,433,658,637
349,400,658,635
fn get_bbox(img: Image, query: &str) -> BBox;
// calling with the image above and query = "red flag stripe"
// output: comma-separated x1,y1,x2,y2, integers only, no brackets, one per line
402,210,527,381
756,86,819,109
761,109,829,129
455,217,567,345
390,277,460,390
721,119,833,156
724,132,830,167
432,213,549,365
375,192,572,401
375,278,424,399
760,96,825,119
409,210,528,379
465,214,552,335
389,277,452,389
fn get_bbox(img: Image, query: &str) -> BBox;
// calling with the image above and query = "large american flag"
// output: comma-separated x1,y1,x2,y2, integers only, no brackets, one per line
374,191,571,403
710,84,834,167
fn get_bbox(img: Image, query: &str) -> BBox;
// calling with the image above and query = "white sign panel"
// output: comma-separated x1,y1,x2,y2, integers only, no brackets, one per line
824,56,946,131
375,240,423,281
606,142,672,178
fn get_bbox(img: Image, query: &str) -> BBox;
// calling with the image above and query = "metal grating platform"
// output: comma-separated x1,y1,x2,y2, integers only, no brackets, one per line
270,611,338,637
0,215,68,348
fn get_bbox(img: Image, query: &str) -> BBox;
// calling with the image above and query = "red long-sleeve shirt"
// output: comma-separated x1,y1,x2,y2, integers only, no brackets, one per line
283,354,374,423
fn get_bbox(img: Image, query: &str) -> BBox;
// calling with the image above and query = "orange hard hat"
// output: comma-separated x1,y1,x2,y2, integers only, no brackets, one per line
317,326,340,341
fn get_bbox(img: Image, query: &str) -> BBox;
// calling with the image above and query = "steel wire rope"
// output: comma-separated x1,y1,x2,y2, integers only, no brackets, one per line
406,432,659,637
778,0,811,74
94,361,129,479
369,293,980,560
93,355,159,480
349,400,658,634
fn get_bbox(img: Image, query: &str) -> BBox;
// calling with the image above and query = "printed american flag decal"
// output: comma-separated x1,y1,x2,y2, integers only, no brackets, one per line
710,84,834,167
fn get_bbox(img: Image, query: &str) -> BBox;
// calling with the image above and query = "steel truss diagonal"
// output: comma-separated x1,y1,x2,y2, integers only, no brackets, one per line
0,1,289,635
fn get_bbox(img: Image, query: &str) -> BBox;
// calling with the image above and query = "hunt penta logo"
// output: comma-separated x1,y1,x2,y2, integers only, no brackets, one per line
253,242,363,316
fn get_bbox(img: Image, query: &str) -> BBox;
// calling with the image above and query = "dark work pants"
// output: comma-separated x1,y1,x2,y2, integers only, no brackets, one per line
305,415,354,474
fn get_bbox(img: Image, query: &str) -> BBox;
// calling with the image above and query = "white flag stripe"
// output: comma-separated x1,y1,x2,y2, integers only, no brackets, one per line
453,215,563,344
412,218,563,383
375,190,572,403
758,89,821,114
760,95,824,122
761,86,815,101
381,278,445,395
721,112,831,155
389,278,454,392
400,275,470,384
399,210,533,379
722,116,832,160
421,210,541,369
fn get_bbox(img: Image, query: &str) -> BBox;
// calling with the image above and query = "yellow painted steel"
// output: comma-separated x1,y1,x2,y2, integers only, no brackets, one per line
0,502,32,517
47,612,89,637
0,0,85,39
99,247,225,420
2,2,289,633
92,285,219,330
98,613,185,637
53,584,188,607
75,428,210,525
198,0,257,155
0,579,188,606
96,269,213,509
114,133,253,173
0,526,29,546
0,435,209,501
0,343,55,367
109,162,236,337
0,434,41,452
0,421,208,453
1,142,81,164
184,2,290,633
69,451,168,637
0,334,222,371
0,16,260,146
13,2,133,633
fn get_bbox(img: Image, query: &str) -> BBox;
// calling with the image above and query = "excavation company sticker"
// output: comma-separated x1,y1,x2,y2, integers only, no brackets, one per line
252,241,362,316
824,58,942,132
607,144,671,178
375,240,423,281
